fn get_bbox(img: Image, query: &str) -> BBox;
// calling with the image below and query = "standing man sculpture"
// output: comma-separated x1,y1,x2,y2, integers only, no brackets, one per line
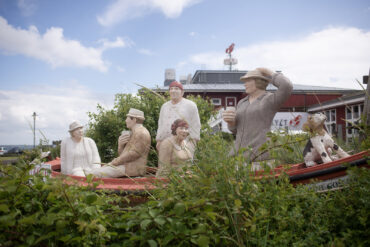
156,81,201,152
90,108,151,178
223,68,293,163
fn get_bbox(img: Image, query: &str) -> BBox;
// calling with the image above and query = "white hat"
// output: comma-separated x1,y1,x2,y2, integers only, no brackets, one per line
126,108,145,120
240,69,271,82
68,121,83,132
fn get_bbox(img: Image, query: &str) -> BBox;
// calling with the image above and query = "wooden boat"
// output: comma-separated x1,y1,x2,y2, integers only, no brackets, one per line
46,150,369,193
46,159,164,194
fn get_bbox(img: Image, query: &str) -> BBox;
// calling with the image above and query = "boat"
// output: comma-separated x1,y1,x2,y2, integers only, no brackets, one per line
46,150,369,193
46,158,163,194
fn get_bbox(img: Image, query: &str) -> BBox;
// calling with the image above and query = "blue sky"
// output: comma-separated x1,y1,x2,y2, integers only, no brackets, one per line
0,0,369,145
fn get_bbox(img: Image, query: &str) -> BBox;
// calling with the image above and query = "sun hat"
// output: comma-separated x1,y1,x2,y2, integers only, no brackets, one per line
68,121,83,132
240,69,272,82
126,108,145,120
169,81,184,90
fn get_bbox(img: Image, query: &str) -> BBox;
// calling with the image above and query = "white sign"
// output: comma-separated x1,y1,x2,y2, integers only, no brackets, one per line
271,112,309,131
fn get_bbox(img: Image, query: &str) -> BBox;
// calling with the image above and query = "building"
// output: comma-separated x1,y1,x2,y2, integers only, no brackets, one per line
156,70,360,112
308,91,366,142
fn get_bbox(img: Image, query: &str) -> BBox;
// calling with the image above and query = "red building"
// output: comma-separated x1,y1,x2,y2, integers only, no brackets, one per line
156,69,364,140
156,70,359,112
308,92,366,142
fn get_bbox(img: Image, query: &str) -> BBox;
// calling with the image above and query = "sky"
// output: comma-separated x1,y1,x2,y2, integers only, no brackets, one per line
0,0,369,145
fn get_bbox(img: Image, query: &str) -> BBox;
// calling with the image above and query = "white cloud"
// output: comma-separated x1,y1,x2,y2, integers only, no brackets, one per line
17,0,38,16
182,27,370,89
116,65,126,72
0,81,114,145
0,17,127,72
189,31,197,37
138,48,154,56
97,0,201,27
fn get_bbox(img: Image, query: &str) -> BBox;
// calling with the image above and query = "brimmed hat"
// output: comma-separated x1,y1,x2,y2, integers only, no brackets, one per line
240,69,271,82
169,81,184,90
68,121,83,132
126,108,145,120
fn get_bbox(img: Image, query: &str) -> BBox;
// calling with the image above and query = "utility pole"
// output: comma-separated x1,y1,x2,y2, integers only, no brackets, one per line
32,112,37,148
359,69,370,144
364,69,370,126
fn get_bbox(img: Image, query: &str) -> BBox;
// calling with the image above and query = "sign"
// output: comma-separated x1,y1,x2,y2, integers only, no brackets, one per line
271,112,309,132
307,175,350,192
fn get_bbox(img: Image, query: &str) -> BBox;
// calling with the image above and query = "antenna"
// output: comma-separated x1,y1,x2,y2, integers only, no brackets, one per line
224,43,238,71
32,112,37,148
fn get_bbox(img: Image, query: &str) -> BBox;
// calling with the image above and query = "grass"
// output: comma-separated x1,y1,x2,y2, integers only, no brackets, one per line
0,156,19,161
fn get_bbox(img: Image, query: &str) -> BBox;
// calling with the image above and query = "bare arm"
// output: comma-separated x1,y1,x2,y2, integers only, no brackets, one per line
158,138,173,168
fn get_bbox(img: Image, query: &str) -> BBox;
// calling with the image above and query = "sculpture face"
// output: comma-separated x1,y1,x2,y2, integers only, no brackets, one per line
175,126,189,141
169,87,184,101
244,79,258,95
71,127,84,140
125,116,136,129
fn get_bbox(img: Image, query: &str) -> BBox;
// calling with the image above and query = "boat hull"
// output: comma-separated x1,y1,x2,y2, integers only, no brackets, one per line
46,150,369,192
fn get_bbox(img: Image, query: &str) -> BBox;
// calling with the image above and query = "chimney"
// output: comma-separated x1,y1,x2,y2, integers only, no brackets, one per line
164,69,176,86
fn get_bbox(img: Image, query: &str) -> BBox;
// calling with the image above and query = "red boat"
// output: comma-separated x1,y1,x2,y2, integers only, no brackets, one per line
47,150,369,193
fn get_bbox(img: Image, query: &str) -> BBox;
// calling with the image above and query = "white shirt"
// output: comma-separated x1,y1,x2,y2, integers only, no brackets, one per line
156,98,201,141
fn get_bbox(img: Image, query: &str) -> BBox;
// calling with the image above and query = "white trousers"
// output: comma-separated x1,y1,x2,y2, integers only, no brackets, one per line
88,165,126,178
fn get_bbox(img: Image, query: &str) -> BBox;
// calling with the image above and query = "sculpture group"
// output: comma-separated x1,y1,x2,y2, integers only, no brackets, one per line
61,79,200,178
61,67,348,178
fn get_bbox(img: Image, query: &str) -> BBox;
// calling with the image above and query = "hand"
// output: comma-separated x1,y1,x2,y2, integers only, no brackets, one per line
256,67,274,78
118,135,130,146
222,110,236,126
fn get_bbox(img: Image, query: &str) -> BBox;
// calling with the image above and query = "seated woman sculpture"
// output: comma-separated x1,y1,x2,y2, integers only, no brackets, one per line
61,121,101,176
156,119,194,177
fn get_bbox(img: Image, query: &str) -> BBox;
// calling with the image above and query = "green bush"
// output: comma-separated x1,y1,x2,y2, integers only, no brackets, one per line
0,132,369,246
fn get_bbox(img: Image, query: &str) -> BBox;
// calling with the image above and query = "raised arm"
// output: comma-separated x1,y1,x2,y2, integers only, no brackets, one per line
256,67,293,111
270,72,293,109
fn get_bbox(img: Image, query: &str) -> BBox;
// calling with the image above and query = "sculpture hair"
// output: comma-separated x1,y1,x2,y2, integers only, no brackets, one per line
171,119,189,135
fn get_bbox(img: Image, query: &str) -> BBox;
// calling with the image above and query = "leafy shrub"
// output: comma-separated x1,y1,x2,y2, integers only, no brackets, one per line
1,131,369,246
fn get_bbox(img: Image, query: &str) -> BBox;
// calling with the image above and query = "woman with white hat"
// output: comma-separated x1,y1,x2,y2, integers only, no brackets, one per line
60,121,101,176
222,68,293,163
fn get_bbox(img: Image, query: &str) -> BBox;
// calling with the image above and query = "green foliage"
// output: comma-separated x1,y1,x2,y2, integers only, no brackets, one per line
85,89,216,164
0,132,369,246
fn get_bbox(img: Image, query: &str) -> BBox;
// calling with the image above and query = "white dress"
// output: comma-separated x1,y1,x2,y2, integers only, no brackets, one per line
61,137,101,176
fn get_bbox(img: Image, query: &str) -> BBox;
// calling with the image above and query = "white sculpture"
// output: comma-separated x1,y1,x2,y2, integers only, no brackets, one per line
156,119,194,177
61,121,101,176
156,81,201,152
223,68,293,162
90,108,151,178
303,113,349,167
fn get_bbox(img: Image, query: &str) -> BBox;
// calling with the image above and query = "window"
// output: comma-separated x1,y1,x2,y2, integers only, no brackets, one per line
346,103,364,142
324,109,336,136
211,98,222,106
